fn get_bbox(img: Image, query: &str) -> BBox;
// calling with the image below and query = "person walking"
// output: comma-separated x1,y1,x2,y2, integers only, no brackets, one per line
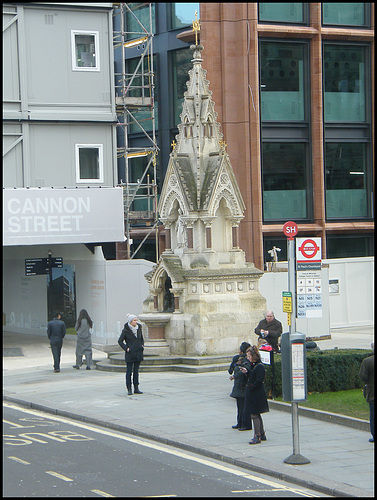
47,313,66,373
254,310,282,352
73,309,93,370
241,345,269,444
118,314,144,395
359,342,374,443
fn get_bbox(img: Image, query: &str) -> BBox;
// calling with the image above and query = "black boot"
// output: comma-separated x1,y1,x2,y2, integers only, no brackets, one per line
127,386,132,395
134,384,143,394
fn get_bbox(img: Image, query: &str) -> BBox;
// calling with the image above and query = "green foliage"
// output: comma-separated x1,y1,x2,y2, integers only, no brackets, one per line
264,349,370,398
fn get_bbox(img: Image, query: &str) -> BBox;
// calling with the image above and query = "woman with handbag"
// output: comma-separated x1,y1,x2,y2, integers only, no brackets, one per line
241,345,269,444
118,314,144,395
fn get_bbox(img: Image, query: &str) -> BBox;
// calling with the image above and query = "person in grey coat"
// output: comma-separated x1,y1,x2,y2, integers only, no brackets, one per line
118,314,144,395
73,309,93,370
241,345,269,444
47,313,66,373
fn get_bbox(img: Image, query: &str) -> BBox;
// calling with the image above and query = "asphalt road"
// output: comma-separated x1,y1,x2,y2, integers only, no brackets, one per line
3,403,329,498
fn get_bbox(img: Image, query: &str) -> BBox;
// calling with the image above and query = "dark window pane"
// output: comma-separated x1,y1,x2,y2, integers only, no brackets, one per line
263,237,287,268
326,235,374,258
125,3,155,39
262,143,307,220
322,3,366,27
79,148,99,179
260,42,306,120
171,3,199,29
171,48,192,127
259,3,304,23
75,34,96,68
126,56,158,133
325,143,368,218
323,45,366,122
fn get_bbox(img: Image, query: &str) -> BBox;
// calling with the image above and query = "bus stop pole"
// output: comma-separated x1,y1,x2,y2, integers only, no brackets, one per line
285,236,310,464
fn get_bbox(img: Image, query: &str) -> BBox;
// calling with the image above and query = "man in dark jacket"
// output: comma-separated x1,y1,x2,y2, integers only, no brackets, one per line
47,313,66,373
359,343,374,443
254,310,282,351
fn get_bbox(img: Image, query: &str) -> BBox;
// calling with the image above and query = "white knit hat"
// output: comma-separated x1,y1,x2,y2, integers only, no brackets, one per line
127,313,137,323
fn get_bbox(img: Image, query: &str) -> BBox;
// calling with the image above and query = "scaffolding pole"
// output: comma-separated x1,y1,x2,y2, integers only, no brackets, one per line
113,3,159,260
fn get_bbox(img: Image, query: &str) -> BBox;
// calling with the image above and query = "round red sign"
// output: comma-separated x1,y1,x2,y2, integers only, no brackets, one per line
298,239,320,259
283,221,298,239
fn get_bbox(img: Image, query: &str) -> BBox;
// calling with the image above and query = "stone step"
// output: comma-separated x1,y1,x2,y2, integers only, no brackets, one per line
95,359,230,374
107,353,233,366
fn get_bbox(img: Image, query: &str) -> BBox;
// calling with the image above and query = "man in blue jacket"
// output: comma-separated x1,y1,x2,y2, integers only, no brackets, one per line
47,313,66,373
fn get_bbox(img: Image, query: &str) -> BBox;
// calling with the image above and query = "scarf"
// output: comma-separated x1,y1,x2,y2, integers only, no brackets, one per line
128,322,138,336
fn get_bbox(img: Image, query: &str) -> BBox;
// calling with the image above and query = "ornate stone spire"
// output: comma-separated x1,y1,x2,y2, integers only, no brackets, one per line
159,43,245,258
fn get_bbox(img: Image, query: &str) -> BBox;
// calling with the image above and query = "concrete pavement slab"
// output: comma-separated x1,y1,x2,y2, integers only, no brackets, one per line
3,329,374,497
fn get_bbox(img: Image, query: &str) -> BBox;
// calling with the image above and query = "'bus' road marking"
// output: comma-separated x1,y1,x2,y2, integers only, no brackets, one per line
4,402,318,497
8,456,30,465
46,471,73,482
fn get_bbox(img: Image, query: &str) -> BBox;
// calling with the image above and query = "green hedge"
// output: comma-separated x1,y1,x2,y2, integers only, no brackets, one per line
264,349,370,398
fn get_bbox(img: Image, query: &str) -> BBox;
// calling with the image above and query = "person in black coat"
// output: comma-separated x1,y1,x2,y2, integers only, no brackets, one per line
118,314,144,395
241,345,269,444
228,342,252,430
47,313,66,373
229,353,252,430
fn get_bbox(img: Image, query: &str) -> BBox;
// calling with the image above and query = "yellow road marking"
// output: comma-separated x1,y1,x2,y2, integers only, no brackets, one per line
46,471,73,481
8,456,30,465
91,490,115,497
4,402,317,496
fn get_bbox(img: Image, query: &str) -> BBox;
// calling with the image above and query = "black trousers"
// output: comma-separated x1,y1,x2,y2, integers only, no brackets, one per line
50,341,63,370
237,397,252,429
126,361,140,387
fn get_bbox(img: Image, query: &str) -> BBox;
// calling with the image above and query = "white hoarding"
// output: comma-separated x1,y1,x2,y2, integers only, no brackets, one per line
3,187,125,246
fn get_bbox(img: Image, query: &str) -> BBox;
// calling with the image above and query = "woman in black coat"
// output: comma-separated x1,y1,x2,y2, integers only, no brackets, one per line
118,314,144,395
229,353,252,430
241,345,269,444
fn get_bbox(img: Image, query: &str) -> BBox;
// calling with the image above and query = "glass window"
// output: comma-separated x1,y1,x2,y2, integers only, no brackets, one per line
263,237,288,269
260,41,307,121
323,44,366,122
171,48,193,127
326,234,374,258
325,143,368,218
171,3,199,30
126,56,158,134
76,145,103,183
259,3,305,24
71,31,99,71
322,3,368,27
125,3,155,39
262,142,308,221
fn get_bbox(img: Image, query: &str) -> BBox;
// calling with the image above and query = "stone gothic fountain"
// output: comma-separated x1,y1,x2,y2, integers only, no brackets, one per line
139,43,266,356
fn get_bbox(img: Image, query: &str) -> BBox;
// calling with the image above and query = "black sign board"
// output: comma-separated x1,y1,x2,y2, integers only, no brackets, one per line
25,257,63,276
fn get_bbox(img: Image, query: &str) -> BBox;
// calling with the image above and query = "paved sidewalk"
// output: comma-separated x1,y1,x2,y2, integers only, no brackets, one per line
3,328,375,497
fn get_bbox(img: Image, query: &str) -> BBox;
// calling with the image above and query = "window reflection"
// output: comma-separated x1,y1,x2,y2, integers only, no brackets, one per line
325,143,368,218
260,42,306,121
259,3,305,23
262,143,307,220
171,3,199,29
323,45,366,122
322,3,367,27
171,48,193,127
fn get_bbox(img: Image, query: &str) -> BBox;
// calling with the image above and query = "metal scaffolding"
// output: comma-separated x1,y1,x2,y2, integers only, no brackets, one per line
113,3,159,259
